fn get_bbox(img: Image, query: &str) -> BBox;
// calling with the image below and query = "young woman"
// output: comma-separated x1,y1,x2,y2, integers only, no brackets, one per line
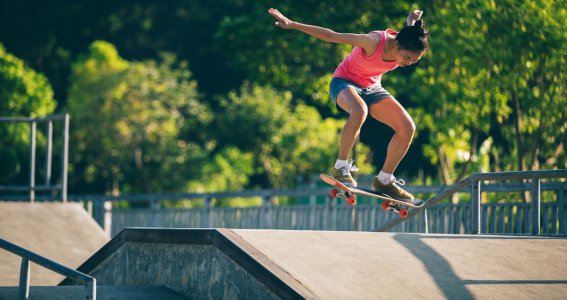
268,8,429,202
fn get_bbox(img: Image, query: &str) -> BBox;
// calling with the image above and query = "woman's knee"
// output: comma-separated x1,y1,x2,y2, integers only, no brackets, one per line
350,104,368,123
399,117,416,139
337,89,368,122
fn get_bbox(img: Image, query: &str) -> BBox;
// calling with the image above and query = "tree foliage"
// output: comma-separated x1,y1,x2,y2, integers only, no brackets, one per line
66,41,211,194
406,0,566,183
0,43,56,184
215,0,566,185
0,1,565,197
215,83,374,188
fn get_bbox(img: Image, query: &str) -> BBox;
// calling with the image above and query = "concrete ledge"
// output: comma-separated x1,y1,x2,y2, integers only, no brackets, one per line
60,228,311,299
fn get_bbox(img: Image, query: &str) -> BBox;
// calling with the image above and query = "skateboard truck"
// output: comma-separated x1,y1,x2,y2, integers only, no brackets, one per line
330,189,357,206
381,201,409,219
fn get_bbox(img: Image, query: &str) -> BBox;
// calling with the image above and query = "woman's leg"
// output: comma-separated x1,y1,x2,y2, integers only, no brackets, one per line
368,97,416,200
336,87,369,160
331,87,368,186
368,97,415,174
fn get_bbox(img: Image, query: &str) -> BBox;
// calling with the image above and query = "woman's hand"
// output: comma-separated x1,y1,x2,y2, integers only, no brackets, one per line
406,10,423,26
268,8,294,29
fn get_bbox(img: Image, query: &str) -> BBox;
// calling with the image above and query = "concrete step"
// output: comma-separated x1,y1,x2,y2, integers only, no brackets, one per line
0,285,186,300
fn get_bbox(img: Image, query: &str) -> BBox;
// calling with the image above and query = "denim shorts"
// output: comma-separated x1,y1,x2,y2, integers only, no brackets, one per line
329,77,393,113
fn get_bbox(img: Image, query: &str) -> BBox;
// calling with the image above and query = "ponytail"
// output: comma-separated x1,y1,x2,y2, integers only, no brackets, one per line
397,19,429,52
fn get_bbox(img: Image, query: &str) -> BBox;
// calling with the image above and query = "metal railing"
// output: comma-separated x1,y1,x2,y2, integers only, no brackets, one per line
0,114,69,202
50,170,564,236
0,237,95,300
376,169,567,234
2,170,564,236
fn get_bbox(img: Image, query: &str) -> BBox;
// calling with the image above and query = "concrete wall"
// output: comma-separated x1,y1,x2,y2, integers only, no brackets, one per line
89,242,279,299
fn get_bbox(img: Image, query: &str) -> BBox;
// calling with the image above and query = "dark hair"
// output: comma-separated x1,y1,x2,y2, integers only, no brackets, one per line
396,20,429,52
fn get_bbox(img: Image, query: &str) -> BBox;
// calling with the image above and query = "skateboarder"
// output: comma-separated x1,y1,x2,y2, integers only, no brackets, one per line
268,8,429,202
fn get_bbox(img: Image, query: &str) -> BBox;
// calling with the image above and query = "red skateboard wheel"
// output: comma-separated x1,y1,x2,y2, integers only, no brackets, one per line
347,195,357,206
381,201,390,211
330,189,339,199
399,209,409,219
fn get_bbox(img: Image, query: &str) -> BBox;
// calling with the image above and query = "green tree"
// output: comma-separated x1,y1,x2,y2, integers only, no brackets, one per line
0,43,57,185
66,41,211,194
216,1,566,187
215,83,374,188
405,0,566,187
485,0,566,172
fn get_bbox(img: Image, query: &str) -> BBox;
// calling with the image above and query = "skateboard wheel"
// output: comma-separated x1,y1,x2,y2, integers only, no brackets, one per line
381,201,390,211
399,209,409,219
330,189,339,199
347,195,357,206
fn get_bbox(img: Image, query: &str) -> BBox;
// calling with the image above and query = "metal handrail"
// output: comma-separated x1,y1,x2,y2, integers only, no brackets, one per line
0,115,68,122
0,238,96,300
376,169,567,233
0,114,69,203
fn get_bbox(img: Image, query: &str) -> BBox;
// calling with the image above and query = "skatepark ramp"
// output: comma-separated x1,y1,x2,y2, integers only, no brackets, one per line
61,228,567,299
0,202,109,286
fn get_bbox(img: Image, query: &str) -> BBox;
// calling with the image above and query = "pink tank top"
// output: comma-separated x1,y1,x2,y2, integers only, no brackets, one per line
332,29,399,87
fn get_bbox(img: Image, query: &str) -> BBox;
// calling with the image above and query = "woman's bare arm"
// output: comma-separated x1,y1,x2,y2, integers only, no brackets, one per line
268,8,379,54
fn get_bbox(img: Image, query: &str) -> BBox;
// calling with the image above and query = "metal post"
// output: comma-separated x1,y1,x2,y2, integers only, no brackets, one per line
150,196,158,227
324,196,330,230
61,114,69,203
261,195,272,229
29,121,36,202
309,182,316,230
559,185,566,234
202,196,211,228
422,209,429,234
45,120,53,186
19,258,30,300
45,120,53,187
531,177,541,235
85,278,96,300
471,179,481,234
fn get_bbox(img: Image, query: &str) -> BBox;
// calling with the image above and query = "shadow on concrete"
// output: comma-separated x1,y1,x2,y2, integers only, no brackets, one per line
394,234,475,300
394,234,567,299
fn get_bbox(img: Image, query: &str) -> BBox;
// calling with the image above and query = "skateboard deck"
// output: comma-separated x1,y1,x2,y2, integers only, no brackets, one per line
320,173,425,218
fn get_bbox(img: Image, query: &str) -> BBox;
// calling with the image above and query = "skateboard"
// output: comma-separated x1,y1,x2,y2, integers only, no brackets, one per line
320,174,425,219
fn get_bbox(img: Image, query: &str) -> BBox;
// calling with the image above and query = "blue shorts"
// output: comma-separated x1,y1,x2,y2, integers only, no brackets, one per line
329,77,393,113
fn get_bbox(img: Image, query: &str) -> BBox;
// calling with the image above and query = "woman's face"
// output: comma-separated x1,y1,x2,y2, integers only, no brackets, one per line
396,47,424,67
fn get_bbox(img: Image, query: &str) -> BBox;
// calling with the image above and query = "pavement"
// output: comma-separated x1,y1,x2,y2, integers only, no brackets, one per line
1,202,567,299
0,202,108,285
63,228,567,299
230,229,567,299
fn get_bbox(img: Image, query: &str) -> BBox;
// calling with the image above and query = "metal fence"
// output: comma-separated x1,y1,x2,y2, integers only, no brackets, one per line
0,114,69,202
67,170,567,237
377,169,567,235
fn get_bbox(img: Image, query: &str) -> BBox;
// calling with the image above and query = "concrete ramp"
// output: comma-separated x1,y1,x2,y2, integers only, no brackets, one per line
0,202,109,285
62,228,567,299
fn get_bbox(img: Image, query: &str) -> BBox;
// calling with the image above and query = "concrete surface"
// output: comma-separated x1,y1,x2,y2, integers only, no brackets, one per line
231,230,567,299
64,228,567,299
0,202,109,285
0,285,186,300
